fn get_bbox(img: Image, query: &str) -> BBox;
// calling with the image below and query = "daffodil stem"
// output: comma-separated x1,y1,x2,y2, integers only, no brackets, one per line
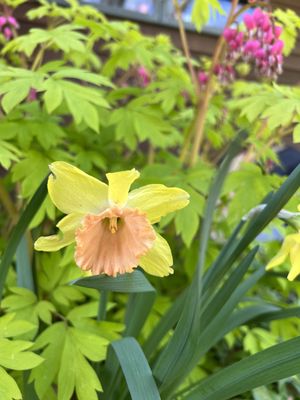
97,290,108,321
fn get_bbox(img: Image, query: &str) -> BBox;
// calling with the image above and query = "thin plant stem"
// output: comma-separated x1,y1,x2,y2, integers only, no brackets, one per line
0,179,17,221
31,44,48,71
173,0,200,98
97,290,108,321
147,143,155,164
188,0,270,167
189,0,239,167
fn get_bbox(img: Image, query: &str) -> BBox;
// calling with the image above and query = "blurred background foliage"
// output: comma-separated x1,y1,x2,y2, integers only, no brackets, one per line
1,0,300,399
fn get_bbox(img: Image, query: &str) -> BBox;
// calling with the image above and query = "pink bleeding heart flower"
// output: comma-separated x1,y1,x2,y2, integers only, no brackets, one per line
244,40,261,55
198,71,208,85
264,29,275,44
274,26,283,38
137,66,151,87
236,32,244,46
223,28,238,42
7,16,19,28
0,16,6,27
271,40,284,55
3,27,12,40
244,14,256,30
254,48,266,60
253,8,271,31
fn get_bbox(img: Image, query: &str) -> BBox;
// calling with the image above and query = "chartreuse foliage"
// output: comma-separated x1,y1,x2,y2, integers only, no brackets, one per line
1,0,300,399
0,313,42,400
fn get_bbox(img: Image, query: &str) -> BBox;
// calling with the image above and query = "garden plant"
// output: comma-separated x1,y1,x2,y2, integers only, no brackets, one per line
1,0,300,399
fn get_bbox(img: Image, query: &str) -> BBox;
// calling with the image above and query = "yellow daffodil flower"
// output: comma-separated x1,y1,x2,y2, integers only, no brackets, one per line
266,232,300,281
34,162,190,277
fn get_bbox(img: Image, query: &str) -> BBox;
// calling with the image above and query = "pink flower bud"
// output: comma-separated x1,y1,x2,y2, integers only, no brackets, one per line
243,14,256,30
137,66,151,87
27,88,37,102
271,40,284,55
274,26,282,38
223,28,237,42
255,48,266,59
277,54,283,63
3,27,12,40
0,16,7,27
198,71,208,85
244,40,261,54
253,8,263,23
253,8,271,31
7,16,18,28
236,32,244,46
213,64,222,75
264,29,274,44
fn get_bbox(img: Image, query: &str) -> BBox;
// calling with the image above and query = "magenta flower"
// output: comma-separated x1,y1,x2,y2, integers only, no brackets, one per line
198,71,208,85
3,27,12,40
223,28,238,41
244,40,261,55
137,66,151,87
7,16,19,28
0,16,6,27
244,14,256,30
271,40,284,55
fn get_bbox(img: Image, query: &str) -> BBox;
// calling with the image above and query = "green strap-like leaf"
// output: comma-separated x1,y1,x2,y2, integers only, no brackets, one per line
16,235,35,292
106,337,160,400
183,336,300,400
73,270,155,293
0,176,48,300
153,133,246,397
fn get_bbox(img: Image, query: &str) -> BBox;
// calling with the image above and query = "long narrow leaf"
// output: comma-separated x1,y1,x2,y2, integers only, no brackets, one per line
105,337,160,400
183,336,300,400
144,220,245,359
0,176,48,300
204,162,300,297
16,235,35,292
153,133,246,398
73,270,155,293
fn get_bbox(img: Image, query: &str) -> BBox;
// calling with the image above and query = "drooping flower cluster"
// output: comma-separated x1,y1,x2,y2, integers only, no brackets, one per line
198,7,284,87
224,8,284,80
0,15,19,40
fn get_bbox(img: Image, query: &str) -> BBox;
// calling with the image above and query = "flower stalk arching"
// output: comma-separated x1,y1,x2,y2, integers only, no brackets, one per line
188,0,273,167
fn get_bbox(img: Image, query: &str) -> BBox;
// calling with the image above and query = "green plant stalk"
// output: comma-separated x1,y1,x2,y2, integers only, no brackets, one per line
97,290,108,321
0,179,17,221
188,0,269,167
189,0,239,166
0,176,48,300
153,132,245,397
173,0,200,98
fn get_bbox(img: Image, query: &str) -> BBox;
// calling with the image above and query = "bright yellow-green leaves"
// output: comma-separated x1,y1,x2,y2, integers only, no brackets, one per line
35,162,190,277
266,232,300,281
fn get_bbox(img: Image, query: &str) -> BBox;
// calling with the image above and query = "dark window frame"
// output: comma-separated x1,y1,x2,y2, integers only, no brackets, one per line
82,0,227,35
75,0,249,36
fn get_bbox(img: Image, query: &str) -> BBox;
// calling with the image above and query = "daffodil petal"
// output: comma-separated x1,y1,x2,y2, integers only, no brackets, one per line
266,236,295,271
288,243,300,281
34,213,83,251
106,169,140,206
139,233,173,277
127,184,190,223
48,161,108,214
